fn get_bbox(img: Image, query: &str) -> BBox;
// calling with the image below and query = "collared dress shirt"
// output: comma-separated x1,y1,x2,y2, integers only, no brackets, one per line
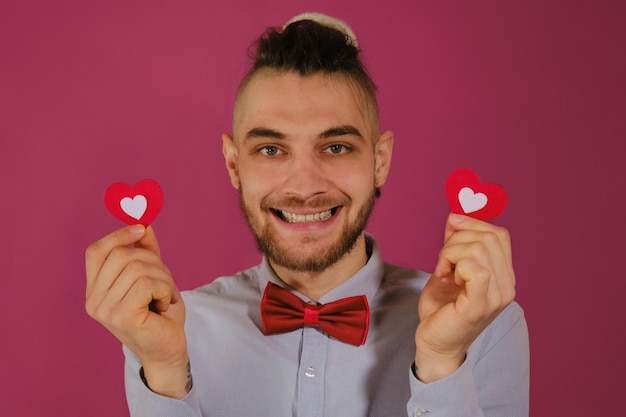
123,236,529,417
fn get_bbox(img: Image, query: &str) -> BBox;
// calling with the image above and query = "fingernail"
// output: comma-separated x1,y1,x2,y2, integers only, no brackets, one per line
450,213,465,224
129,224,146,235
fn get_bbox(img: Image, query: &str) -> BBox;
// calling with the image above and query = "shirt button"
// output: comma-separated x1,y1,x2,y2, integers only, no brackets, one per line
304,367,316,378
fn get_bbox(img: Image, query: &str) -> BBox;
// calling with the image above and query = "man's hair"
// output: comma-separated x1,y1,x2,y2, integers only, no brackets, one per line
237,16,380,132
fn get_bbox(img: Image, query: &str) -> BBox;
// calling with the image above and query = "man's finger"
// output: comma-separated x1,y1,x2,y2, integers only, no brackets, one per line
433,240,495,279
122,275,178,318
443,214,514,281
85,225,146,294
87,251,170,314
443,213,503,242
133,226,161,257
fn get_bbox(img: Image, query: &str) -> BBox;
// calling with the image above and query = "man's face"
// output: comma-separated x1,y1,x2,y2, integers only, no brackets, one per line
223,71,392,273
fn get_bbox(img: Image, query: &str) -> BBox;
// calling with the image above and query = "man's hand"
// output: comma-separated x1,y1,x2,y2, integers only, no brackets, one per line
415,213,516,383
85,225,190,398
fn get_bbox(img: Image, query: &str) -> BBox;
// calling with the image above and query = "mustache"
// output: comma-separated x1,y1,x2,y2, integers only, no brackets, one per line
261,195,350,211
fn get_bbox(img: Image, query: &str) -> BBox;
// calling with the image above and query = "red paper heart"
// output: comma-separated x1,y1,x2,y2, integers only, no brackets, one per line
104,179,164,226
445,168,507,221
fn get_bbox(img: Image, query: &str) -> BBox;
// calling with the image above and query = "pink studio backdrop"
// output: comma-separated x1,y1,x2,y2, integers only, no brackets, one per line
1,1,624,415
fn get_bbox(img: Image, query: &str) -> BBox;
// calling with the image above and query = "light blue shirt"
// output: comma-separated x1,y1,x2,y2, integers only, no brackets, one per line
123,236,529,416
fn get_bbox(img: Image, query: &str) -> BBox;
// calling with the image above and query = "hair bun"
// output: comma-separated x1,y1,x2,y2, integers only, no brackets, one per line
283,12,358,48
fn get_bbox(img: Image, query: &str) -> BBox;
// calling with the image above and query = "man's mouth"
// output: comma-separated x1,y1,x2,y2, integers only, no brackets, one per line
272,207,339,223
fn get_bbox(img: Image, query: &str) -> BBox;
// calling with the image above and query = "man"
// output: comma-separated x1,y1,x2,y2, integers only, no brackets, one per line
86,13,529,417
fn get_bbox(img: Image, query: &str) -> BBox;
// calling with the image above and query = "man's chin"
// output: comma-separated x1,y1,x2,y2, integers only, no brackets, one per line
259,231,363,273
268,252,338,273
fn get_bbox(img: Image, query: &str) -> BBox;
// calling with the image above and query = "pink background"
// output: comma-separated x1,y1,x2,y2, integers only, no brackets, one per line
1,0,624,415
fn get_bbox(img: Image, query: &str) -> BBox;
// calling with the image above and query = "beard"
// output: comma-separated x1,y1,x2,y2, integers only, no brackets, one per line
240,188,377,273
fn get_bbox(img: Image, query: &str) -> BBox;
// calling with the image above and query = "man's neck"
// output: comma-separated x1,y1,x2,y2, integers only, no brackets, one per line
269,235,369,302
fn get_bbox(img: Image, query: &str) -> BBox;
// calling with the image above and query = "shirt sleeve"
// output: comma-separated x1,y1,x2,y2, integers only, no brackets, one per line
123,345,203,417
406,302,530,417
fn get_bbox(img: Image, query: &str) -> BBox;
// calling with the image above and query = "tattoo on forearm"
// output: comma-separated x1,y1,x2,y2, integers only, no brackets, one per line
139,361,193,395
184,360,193,393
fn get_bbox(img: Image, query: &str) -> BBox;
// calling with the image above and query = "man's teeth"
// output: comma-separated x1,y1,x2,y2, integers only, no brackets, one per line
280,209,333,223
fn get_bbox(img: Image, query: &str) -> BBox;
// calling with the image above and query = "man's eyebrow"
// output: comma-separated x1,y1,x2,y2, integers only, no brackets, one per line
245,128,285,140
320,125,364,141
244,125,364,141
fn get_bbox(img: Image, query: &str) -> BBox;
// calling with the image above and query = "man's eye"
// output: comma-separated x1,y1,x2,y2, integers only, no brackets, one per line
326,144,347,154
260,146,280,156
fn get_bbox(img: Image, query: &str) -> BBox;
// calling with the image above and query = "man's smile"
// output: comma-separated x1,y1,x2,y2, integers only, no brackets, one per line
271,207,340,223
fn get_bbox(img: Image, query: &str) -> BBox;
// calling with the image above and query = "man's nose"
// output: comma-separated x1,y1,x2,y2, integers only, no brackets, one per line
281,153,330,199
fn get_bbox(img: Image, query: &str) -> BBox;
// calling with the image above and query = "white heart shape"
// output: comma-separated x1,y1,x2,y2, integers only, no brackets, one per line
120,195,148,220
458,187,488,214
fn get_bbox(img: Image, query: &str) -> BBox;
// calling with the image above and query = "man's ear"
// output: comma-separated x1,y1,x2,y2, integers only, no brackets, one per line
222,133,240,190
374,130,394,188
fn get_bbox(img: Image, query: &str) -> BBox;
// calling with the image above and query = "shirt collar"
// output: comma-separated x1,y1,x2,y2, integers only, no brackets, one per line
256,234,384,305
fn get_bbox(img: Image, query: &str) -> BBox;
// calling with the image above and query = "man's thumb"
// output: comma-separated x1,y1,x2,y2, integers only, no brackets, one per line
133,225,161,256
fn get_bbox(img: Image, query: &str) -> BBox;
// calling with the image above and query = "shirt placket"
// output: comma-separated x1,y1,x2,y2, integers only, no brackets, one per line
296,324,329,417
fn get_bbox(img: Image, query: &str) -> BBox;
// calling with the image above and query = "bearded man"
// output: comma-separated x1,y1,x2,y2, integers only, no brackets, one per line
86,13,529,417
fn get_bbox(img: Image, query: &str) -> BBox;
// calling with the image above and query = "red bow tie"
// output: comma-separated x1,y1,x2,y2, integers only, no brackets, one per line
260,282,370,346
